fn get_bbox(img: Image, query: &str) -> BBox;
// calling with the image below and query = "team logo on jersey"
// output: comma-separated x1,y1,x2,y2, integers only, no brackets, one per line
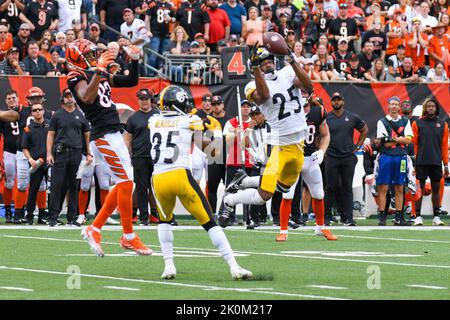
76,116,80,120
345,117,349,121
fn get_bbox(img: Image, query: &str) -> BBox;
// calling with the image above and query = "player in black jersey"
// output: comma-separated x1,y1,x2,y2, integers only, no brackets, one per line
176,0,210,41
65,38,152,257
0,89,22,222
312,0,333,35
18,0,58,41
282,96,337,240
12,86,53,224
0,0,26,35
145,0,175,73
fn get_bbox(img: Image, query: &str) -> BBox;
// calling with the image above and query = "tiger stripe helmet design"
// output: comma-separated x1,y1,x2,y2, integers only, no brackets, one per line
26,86,46,105
159,85,193,114
66,39,100,71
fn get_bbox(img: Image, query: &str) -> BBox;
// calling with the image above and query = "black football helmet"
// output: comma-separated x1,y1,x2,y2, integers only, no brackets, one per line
159,85,193,114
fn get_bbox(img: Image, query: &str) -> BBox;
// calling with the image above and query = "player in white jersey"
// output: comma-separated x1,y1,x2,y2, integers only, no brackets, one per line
282,97,337,240
120,8,149,50
220,47,313,242
149,85,252,280
55,0,87,33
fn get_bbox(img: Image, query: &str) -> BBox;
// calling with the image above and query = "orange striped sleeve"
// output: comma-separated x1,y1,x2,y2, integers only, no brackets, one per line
442,122,449,165
411,121,419,156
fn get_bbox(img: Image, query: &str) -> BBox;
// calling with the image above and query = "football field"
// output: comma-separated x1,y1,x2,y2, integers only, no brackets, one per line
1,221,450,300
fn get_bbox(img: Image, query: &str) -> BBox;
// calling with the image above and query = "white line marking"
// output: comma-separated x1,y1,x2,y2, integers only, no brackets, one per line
281,251,422,258
307,285,348,290
3,234,450,270
228,229,450,244
0,286,34,292
406,285,448,290
104,286,141,291
0,265,347,300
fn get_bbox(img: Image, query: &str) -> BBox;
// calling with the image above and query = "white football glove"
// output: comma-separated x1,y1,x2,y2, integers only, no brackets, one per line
311,150,324,165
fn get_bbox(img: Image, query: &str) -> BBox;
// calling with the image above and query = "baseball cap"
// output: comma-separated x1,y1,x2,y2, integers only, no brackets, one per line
262,5,270,10
62,88,73,97
339,3,348,9
350,53,359,61
211,95,223,104
249,105,262,115
401,100,412,107
19,23,31,30
241,99,251,107
393,8,403,14
287,29,296,35
280,12,289,17
229,34,238,42
136,88,152,99
6,46,19,55
305,58,314,65
331,92,344,100
195,33,204,39
190,41,200,47
122,8,133,15
388,96,401,103
218,40,227,47
338,38,348,44
202,94,212,102
0,18,8,26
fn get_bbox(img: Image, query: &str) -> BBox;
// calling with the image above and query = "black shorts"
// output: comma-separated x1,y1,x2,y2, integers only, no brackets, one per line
415,165,442,182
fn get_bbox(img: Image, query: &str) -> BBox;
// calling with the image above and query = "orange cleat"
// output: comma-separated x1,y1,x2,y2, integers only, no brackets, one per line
81,225,104,257
120,235,153,255
276,233,288,242
316,228,338,240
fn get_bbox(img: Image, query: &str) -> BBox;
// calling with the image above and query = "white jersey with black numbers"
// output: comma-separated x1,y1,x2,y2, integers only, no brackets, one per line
148,113,203,175
244,66,308,146
56,0,84,32
120,18,149,49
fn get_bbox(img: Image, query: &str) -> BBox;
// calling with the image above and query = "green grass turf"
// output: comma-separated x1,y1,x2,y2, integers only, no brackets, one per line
1,224,450,300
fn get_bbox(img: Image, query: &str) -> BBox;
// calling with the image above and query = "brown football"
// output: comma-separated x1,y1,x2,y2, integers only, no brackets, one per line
262,32,290,55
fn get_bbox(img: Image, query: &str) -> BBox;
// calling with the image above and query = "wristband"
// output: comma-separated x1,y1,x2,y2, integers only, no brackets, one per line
95,69,108,78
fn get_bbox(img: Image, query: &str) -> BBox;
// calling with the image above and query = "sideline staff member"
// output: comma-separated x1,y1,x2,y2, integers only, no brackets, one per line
47,89,91,227
124,88,160,225
22,102,50,225
325,92,368,226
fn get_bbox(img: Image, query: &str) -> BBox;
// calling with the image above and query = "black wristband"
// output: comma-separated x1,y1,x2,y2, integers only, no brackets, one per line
95,69,108,78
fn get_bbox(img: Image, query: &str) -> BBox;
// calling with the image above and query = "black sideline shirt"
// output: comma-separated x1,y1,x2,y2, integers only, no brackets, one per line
126,109,159,158
327,109,365,158
49,108,90,149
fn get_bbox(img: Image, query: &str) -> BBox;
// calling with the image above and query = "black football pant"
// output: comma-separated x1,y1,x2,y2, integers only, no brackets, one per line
48,149,82,223
207,163,226,214
26,166,47,221
132,157,157,220
324,154,357,223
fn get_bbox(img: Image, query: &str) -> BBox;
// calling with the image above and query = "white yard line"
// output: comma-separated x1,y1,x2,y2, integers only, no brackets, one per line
307,285,348,290
104,286,141,291
3,234,450,269
0,266,347,300
406,285,448,290
0,286,34,292
228,229,450,244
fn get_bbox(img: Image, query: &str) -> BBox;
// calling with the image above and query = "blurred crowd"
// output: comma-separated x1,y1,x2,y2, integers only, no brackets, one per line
0,0,449,82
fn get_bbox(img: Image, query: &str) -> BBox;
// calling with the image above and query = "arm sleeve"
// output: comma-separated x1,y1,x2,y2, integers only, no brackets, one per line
411,121,419,155
111,59,139,87
48,113,58,132
22,129,31,150
442,122,449,164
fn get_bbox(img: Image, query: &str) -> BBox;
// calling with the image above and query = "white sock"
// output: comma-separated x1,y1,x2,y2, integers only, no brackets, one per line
208,226,239,269
123,233,136,240
92,226,101,233
226,189,266,206
315,225,323,233
158,223,174,264
241,176,260,188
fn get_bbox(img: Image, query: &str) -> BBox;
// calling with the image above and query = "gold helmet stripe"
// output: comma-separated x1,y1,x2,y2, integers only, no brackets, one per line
159,85,172,111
